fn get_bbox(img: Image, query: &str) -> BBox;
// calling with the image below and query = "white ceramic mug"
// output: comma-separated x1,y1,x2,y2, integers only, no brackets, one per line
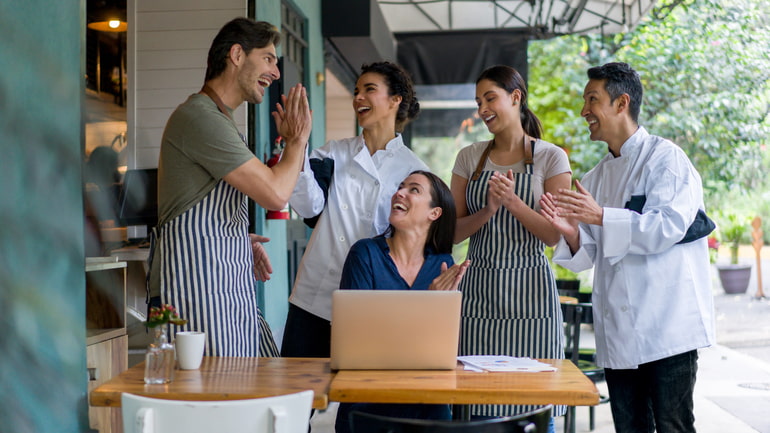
175,331,205,370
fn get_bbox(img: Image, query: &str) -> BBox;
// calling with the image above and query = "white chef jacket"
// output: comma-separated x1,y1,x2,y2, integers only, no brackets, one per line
288,134,429,320
553,127,715,369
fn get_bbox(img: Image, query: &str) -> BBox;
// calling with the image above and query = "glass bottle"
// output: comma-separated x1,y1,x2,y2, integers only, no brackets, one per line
144,325,175,384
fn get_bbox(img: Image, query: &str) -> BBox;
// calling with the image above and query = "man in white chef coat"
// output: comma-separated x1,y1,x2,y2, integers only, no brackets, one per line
540,62,715,433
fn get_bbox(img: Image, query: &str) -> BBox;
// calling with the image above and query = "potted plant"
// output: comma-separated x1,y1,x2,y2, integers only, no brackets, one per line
716,213,752,294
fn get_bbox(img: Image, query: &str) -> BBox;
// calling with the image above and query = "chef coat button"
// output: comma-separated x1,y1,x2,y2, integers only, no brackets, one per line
351,174,356,179
342,204,348,210
339,236,345,242
621,306,628,312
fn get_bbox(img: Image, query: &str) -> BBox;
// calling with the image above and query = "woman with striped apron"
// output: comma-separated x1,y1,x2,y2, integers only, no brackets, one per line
458,139,564,417
152,178,279,357
451,65,571,420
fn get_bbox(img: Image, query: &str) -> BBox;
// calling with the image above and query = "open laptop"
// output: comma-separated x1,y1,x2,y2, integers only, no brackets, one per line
330,290,462,370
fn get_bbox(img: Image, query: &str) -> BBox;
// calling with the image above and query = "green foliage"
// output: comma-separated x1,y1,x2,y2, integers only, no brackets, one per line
544,246,579,280
552,261,580,281
412,135,467,184
617,0,770,197
528,35,606,179
708,149,770,244
452,238,469,265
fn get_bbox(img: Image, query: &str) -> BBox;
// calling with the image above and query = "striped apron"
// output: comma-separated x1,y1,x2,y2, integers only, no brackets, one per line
459,159,565,417
156,179,279,357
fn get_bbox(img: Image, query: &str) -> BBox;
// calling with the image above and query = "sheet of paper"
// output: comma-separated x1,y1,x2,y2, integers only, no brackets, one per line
457,356,557,372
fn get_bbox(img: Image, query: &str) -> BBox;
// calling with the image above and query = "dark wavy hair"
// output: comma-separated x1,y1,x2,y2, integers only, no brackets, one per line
360,61,420,132
383,171,456,255
205,18,281,81
476,65,542,139
587,62,643,123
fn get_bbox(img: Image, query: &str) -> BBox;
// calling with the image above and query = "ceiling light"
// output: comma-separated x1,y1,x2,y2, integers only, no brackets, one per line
88,19,127,32
88,7,127,33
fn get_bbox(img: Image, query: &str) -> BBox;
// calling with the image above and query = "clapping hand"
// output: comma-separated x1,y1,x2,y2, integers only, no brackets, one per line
271,83,312,147
429,260,471,291
488,170,521,211
539,192,579,240
539,179,601,252
549,180,603,226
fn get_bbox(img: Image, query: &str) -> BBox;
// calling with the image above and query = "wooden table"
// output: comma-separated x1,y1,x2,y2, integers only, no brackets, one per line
329,358,599,407
90,357,599,418
89,357,334,410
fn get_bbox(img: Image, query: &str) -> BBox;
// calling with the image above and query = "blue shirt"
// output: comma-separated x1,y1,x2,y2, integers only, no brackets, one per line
339,237,454,290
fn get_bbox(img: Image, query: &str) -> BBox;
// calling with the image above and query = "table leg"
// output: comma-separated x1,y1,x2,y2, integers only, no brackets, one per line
452,404,471,421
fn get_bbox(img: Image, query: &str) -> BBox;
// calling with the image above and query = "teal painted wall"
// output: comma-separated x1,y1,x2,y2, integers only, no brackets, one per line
253,0,324,338
262,219,291,339
254,0,325,152
0,1,88,432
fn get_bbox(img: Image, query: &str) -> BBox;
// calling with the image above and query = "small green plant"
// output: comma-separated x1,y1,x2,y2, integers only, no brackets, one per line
718,213,750,264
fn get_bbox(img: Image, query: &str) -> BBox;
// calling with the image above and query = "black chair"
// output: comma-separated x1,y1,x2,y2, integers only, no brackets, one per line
560,302,609,433
350,405,551,433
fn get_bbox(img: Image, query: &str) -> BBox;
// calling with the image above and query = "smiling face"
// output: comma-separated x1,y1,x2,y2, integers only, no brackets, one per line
389,173,442,232
581,78,626,145
353,72,401,131
237,44,279,105
475,79,520,135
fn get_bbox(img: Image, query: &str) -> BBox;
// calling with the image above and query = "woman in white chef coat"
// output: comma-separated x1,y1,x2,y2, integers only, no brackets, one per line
281,61,428,357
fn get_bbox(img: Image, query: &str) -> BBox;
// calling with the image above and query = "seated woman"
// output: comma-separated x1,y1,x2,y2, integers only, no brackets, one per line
334,170,471,433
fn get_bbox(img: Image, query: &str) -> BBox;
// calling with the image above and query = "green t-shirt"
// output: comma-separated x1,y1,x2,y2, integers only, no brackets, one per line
157,93,254,226
150,94,255,298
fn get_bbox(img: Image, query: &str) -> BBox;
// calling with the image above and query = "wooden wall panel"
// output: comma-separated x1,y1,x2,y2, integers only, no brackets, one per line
129,0,248,169
135,88,197,109
138,0,245,12
136,50,208,71
136,31,218,51
137,10,243,32
325,69,356,141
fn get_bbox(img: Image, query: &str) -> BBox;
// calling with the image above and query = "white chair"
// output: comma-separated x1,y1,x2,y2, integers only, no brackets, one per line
121,390,314,433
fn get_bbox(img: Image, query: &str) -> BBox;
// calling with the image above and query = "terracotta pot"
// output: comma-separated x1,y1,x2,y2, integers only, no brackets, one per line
717,264,752,294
